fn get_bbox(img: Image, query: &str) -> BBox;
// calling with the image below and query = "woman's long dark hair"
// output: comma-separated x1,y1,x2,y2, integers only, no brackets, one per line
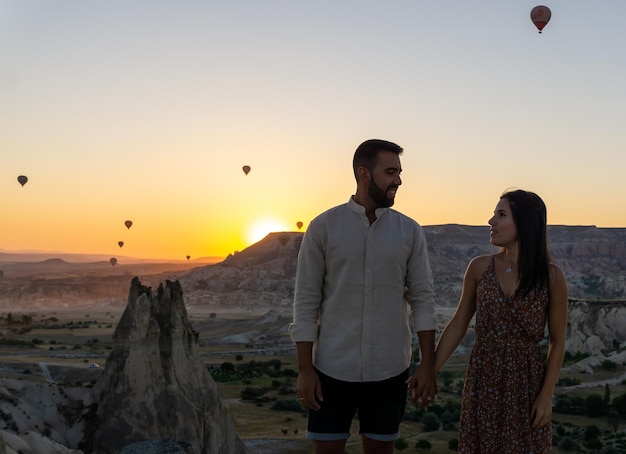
501,189,552,298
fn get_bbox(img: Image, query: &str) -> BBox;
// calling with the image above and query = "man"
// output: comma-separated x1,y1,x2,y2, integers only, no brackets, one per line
288,139,437,454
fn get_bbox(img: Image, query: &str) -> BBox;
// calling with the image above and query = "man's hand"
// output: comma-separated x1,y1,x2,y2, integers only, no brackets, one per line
297,367,323,411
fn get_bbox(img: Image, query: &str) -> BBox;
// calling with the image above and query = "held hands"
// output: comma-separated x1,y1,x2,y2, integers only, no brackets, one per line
406,364,438,408
297,367,323,411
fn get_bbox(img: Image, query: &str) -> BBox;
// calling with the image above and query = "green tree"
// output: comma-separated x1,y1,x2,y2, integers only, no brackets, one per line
438,370,453,389
421,412,440,432
585,425,601,441
220,362,235,372
585,438,603,451
441,410,458,431
559,436,578,452
606,410,620,433
585,393,607,418
611,392,626,416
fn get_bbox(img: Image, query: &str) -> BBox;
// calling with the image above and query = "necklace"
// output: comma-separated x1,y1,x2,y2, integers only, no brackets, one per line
505,265,513,273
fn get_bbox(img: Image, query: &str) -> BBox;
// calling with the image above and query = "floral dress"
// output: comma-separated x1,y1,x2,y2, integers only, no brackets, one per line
459,257,551,453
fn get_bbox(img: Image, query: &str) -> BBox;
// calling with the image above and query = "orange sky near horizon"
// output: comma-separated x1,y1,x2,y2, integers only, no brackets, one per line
2,1,626,261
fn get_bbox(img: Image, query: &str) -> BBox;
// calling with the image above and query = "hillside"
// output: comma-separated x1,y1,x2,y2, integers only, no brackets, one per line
179,224,626,309
1,224,624,309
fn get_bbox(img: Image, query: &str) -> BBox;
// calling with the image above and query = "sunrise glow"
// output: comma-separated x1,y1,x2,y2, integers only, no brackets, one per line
246,219,291,246
2,2,626,261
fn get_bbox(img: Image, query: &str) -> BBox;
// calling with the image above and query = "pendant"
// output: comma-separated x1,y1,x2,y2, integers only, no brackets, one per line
505,265,512,273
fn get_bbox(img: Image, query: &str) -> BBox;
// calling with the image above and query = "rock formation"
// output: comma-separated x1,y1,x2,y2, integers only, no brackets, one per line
567,299,626,355
85,277,248,454
179,226,626,310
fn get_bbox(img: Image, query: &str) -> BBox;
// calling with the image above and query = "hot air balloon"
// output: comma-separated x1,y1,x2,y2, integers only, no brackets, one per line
242,165,251,176
530,5,551,33
17,175,28,187
124,220,132,229
186,255,191,260
109,257,118,266
296,221,303,230
118,241,124,248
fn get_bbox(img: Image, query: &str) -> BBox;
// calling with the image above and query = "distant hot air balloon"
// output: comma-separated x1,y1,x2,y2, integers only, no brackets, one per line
186,255,191,260
530,5,551,33
124,220,132,229
109,257,118,266
242,165,251,176
17,175,28,187
296,221,303,230
118,241,124,248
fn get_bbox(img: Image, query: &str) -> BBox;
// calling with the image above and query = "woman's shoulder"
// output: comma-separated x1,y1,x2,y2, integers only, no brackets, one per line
466,254,493,278
469,254,493,267
549,262,568,283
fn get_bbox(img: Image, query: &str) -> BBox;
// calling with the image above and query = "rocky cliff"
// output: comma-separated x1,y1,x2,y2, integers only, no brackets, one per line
180,225,626,308
2,224,623,308
178,226,626,356
567,299,626,355
85,277,248,454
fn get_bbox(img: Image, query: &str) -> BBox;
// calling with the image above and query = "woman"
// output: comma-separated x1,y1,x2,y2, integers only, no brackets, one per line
432,189,568,453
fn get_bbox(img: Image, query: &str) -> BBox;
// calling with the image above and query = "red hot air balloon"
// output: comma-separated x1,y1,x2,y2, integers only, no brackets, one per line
530,6,551,33
118,241,124,248
296,221,303,230
17,175,28,186
124,220,132,229
242,165,251,175
109,257,118,266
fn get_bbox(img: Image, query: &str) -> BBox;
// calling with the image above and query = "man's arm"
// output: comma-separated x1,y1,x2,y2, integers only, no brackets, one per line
295,341,322,410
406,330,437,407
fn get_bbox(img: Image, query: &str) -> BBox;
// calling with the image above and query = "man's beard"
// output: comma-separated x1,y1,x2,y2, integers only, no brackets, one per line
368,176,396,208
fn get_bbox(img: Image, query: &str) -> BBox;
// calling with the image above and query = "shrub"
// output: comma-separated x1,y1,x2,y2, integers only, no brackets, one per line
394,438,408,451
270,399,303,412
585,425,601,441
415,439,432,450
601,360,617,371
559,436,578,451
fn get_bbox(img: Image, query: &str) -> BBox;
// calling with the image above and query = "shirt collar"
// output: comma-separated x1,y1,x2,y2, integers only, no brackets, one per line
348,196,388,219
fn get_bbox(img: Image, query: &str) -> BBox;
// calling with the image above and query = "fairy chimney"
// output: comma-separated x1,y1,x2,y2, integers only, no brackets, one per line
86,277,248,454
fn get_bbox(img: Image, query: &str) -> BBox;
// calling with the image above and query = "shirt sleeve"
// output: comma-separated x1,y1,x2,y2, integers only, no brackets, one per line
405,224,437,333
288,220,325,343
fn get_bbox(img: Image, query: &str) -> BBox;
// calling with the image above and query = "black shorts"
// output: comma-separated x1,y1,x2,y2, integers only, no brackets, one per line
306,368,409,442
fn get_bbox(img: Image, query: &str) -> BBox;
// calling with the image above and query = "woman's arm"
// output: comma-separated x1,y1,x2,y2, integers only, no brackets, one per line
531,264,568,428
434,256,485,371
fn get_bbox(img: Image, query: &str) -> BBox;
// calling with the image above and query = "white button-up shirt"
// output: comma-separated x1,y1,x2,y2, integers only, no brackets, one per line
289,197,437,382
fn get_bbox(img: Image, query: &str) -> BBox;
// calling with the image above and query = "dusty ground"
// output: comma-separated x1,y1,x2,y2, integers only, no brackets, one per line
243,438,311,453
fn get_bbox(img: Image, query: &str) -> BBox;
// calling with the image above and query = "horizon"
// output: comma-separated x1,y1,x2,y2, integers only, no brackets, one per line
2,222,622,263
3,1,626,260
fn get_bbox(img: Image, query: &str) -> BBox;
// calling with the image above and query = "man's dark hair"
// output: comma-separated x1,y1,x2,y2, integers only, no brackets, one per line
352,139,403,182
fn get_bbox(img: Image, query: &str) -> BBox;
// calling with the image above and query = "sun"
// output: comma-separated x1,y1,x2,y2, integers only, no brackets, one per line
246,219,290,245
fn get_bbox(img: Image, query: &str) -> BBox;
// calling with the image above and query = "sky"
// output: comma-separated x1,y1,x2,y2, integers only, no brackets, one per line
2,1,625,261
